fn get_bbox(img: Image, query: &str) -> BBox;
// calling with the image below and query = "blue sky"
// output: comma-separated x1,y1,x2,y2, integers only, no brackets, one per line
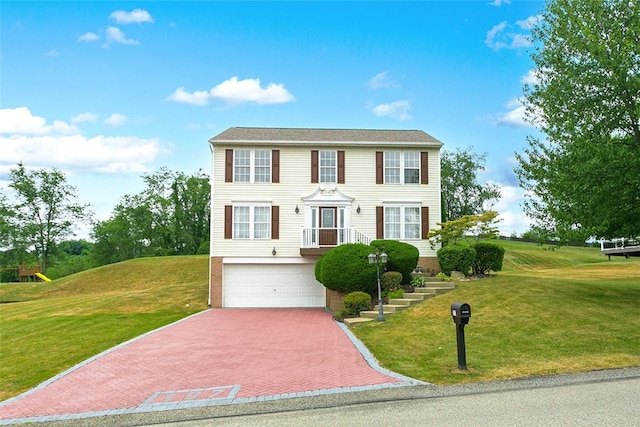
1,0,545,237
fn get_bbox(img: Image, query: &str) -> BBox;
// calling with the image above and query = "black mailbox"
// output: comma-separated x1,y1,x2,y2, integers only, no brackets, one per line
451,302,471,325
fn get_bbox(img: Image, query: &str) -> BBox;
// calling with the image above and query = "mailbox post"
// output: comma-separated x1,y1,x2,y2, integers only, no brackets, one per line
451,302,471,370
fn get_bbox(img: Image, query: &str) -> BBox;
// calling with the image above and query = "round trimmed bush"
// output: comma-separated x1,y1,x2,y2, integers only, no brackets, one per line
370,240,419,284
471,242,506,274
315,243,377,294
381,271,402,292
343,291,372,316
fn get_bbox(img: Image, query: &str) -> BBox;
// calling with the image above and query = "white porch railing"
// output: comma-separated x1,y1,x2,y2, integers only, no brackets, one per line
300,227,373,248
600,237,640,250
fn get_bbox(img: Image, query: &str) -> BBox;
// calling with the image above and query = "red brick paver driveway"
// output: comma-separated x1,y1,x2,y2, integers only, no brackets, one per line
0,309,421,423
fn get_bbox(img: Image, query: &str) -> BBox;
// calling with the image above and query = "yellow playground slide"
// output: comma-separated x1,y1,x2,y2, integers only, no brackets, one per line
35,272,52,282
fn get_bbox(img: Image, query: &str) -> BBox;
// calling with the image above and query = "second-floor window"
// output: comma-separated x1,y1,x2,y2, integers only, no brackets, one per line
376,151,428,185
311,150,345,184
225,149,279,183
320,151,336,183
384,151,420,184
234,149,271,182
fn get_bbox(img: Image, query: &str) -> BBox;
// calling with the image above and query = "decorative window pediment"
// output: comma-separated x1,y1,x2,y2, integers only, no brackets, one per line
301,186,354,205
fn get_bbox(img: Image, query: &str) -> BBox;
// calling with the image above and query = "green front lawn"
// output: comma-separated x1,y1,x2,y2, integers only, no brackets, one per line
1,242,638,400
351,241,640,384
0,256,209,401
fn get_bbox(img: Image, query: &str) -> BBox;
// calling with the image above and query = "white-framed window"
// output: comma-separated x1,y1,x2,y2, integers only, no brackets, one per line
234,149,271,183
384,151,420,184
233,205,271,239
384,205,421,239
319,150,337,183
403,152,420,184
385,152,401,184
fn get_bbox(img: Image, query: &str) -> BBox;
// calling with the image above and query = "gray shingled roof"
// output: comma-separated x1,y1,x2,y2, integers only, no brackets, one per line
210,127,443,146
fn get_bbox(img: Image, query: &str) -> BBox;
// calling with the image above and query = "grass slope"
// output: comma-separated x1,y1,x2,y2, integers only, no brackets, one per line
1,242,638,400
0,256,209,401
351,240,640,384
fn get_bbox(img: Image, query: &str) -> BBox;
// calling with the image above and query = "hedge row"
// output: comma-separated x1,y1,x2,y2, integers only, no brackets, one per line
437,242,505,275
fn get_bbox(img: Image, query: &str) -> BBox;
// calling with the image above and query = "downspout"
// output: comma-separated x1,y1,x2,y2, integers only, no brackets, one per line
207,139,214,307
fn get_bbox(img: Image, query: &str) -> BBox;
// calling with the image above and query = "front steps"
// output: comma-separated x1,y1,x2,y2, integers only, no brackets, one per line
342,278,455,326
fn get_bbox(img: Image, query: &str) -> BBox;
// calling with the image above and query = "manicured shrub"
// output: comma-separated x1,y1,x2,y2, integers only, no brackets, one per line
472,242,506,274
370,240,419,284
381,271,402,292
386,289,404,299
315,243,377,294
437,244,476,276
343,291,372,316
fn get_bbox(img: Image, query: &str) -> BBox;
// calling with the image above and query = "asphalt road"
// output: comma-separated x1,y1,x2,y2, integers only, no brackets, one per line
169,377,639,426
144,368,640,427
35,368,640,426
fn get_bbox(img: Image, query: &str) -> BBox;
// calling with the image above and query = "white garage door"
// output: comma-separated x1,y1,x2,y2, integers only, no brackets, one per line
224,264,326,308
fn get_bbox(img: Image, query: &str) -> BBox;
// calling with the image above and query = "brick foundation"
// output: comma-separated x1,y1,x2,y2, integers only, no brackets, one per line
416,256,440,275
209,257,223,308
325,289,347,313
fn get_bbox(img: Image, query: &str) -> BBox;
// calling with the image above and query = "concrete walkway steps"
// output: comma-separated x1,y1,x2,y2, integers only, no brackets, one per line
343,278,456,326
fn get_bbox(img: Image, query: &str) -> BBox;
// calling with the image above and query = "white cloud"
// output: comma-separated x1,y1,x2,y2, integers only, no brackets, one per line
520,69,539,85
103,113,128,126
72,112,98,124
491,183,532,235
496,98,529,127
167,77,296,106
167,87,210,106
510,34,531,49
371,100,412,120
0,107,159,174
485,21,508,49
0,107,78,135
368,71,399,89
496,97,544,128
516,15,543,30
485,18,535,50
44,49,59,57
488,0,511,6
78,32,100,42
105,26,139,46
109,9,154,25
1,135,159,174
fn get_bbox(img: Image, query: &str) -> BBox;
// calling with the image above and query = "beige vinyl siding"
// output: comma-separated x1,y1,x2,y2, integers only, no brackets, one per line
211,144,441,258
343,146,440,257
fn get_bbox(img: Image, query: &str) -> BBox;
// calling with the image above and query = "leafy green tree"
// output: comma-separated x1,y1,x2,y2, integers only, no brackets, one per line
91,196,155,264
2,163,92,272
516,0,640,241
0,193,15,249
441,147,501,222
428,211,501,248
91,168,210,265
171,170,211,255
45,239,96,279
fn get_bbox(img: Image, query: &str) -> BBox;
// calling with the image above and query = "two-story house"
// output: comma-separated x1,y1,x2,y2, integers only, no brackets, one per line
208,127,443,308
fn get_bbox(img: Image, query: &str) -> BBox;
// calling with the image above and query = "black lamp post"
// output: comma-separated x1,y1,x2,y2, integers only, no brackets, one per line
368,249,388,321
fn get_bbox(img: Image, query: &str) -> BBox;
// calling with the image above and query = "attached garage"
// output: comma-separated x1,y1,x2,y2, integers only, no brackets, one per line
223,263,326,308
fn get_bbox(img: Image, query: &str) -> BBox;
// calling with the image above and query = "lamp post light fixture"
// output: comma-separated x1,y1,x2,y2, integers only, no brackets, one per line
368,249,388,321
